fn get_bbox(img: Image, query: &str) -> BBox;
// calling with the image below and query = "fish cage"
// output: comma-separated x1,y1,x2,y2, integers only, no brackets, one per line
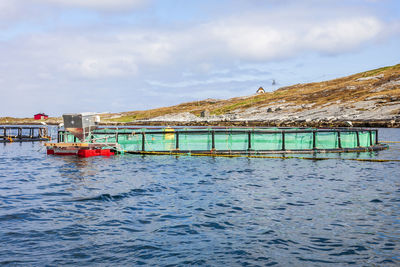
53,127,388,155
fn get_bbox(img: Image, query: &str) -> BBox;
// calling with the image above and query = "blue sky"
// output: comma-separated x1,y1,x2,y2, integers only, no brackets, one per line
1,0,399,117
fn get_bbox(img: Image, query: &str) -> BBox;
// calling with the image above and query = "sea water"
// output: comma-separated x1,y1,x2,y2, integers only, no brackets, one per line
0,128,399,266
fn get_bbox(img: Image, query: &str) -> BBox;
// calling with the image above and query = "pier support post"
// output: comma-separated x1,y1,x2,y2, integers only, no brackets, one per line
175,132,179,150
142,132,145,151
248,131,252,150
369,130,373,146
313,131,316,150
356,131,360,147
211,131,215,150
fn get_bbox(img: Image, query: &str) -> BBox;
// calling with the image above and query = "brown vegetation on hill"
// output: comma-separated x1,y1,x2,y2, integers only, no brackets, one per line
101,63,400,123
1,64,399,126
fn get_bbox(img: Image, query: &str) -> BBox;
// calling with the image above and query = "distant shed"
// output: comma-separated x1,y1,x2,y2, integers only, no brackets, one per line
34,113,49,120
256,87,265,94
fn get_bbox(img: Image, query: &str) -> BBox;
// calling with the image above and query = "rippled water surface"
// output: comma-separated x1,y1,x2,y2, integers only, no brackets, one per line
1,128,399,266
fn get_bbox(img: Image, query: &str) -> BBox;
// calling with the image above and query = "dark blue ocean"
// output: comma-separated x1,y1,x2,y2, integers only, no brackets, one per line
1,128,399,266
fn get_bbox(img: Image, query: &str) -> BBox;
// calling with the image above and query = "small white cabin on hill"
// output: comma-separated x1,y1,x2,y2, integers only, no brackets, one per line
256,87,265,94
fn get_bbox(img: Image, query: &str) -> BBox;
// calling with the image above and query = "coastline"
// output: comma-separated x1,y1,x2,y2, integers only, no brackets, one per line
1,119,399,128
2,64,399,129
117,119,400,128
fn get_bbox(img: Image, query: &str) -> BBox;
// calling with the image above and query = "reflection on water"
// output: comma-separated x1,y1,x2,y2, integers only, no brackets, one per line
58,156,101,181
0,129,399,266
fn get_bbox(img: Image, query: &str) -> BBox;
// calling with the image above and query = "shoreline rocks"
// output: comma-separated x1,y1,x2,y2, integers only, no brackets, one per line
107,119,400,128
1,118,399,128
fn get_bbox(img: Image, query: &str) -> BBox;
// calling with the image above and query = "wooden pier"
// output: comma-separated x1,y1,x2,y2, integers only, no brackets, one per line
0,126,50,143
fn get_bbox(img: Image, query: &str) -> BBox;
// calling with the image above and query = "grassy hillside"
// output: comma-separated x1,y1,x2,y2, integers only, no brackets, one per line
102,63,400,122
1,63,399,125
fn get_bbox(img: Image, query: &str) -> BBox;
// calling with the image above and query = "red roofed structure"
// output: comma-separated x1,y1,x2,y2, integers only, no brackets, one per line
34,113,49,120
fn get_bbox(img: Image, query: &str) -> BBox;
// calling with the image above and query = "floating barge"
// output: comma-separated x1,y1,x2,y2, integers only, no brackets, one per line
45,114,388,157
1,126,49,143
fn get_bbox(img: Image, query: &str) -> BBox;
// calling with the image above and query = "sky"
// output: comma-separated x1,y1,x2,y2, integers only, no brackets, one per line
1,0,399,117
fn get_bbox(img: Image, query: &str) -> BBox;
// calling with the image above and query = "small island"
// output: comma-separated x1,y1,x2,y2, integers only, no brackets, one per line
2,64,399,128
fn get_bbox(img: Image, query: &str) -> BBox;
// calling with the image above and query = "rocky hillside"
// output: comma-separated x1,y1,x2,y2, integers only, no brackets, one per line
101,63,400,127
2,64,400,127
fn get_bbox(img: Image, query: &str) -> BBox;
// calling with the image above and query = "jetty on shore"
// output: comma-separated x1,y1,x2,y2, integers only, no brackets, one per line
1,126,50,143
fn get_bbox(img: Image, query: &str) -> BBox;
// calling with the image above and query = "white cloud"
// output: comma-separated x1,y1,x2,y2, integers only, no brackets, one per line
0,14,389,80
0,14,389,86
204,16,383,60
8,31,173,79
38,0,149,11
147,74,273,88
0,0,150,26
0,1,29,22
0,0,398,116
0,1,17,18
305,17,382,53
63,57,138,78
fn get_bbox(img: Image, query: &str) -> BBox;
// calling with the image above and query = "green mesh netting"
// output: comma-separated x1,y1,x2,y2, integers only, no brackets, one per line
58,128,377,152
